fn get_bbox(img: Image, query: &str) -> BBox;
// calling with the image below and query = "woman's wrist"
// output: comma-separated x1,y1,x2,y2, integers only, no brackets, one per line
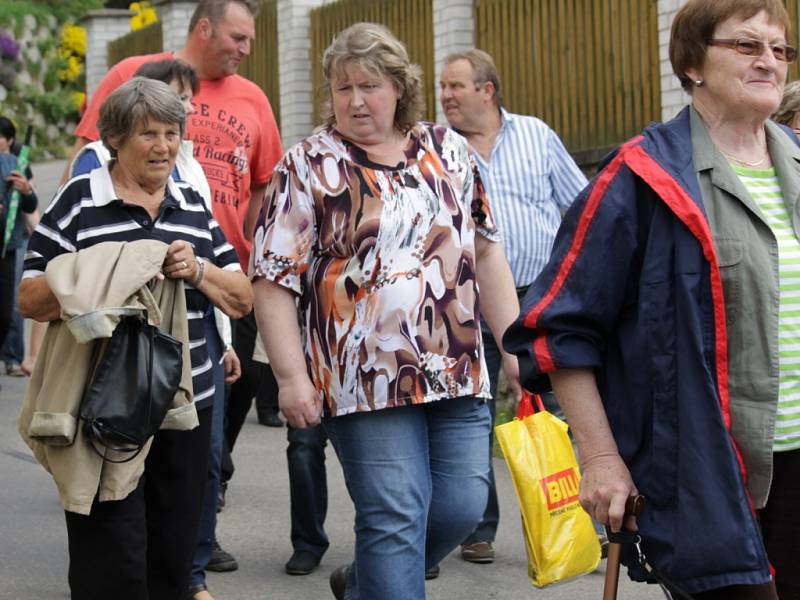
192,257,206,287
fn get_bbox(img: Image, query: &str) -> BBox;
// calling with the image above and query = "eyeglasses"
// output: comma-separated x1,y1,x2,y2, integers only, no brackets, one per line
707,38,797,63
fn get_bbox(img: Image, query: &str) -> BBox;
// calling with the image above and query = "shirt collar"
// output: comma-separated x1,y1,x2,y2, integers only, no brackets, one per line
89,161,188,209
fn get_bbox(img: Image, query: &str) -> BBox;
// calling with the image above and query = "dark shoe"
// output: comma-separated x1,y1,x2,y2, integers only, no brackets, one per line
216,481,227,513
186,582,207,599
329,564,350,600
6,363,24,377
460,541,494,564
206,540,238,572
285,550,322,575
425,564,440,580
258,412,284,427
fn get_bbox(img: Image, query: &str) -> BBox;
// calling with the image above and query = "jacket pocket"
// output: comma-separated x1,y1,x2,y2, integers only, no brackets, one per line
715,238,742,326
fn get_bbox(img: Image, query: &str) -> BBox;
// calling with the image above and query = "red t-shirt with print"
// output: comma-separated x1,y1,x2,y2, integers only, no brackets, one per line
76,52,283,269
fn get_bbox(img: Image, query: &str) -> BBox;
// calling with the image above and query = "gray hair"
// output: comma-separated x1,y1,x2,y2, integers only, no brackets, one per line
188,0,259,33
320,22,424,134
774,80,800,126
443,49,504,108
98,77,185,157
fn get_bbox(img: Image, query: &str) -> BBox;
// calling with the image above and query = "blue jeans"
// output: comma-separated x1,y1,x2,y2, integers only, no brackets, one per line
323,395,491,600
190,312,225,588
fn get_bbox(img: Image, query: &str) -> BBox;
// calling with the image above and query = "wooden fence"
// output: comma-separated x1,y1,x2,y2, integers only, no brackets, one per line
788,0,800,82
238,0,280,125
309,0,434,126
475,0,660,166
107,21,162,68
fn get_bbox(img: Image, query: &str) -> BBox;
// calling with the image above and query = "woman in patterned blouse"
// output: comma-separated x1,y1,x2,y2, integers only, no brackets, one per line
250,23,520,600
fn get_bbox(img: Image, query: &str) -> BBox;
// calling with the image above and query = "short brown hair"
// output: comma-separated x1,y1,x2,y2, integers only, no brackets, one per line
320,22,424,134
134,59,199,95
773,80,800,125
188,0,258,33
443,49,504,108
670,0,791,93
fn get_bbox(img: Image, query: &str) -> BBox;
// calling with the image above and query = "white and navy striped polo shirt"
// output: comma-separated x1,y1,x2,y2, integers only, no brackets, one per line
23,163,241,410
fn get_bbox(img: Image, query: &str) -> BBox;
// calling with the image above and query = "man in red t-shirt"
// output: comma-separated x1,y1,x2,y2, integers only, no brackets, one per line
69,2,283,599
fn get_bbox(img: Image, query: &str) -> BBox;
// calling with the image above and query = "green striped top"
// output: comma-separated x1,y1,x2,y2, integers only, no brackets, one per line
733,164,800,452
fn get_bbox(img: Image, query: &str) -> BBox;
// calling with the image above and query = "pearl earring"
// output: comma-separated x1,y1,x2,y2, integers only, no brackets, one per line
695,79,704,87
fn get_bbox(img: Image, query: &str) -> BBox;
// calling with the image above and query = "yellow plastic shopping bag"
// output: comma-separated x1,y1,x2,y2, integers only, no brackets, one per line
495,393,600,587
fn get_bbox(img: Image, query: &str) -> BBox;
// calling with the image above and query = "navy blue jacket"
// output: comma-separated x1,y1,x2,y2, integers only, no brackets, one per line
504,108,771,592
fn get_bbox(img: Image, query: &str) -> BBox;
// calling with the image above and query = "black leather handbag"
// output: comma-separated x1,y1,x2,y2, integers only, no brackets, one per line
80,315,183,463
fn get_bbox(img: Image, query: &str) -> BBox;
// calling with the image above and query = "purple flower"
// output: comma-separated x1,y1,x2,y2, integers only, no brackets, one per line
0,30,20,61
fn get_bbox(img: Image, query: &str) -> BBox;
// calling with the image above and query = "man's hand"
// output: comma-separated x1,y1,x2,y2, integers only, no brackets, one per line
579,452,639,533
222,347,241,383
279,374,322,429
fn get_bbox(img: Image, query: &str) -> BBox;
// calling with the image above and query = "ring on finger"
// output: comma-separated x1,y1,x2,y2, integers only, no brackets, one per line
181,260,188,269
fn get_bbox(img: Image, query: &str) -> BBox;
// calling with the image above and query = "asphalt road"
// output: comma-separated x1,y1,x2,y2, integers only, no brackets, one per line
0,161,664,599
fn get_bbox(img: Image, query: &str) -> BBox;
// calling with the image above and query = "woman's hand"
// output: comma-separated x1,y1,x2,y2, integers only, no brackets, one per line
223,347,241,383
163,240,198,281
501,351,523,403
6,170,33,196
279,373,322,428
579,452,639,533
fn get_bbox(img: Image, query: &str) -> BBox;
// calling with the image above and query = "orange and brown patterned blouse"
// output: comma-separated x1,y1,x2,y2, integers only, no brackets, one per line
250,123,499,416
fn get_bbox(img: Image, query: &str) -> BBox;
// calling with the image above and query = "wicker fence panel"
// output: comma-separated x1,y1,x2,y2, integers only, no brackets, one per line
310,0,434,126
107,22,163,68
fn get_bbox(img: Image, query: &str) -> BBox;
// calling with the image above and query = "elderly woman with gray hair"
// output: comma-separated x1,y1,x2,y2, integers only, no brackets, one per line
19,77,252,600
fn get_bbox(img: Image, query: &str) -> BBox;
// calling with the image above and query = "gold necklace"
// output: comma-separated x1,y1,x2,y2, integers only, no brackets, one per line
720,151,770,168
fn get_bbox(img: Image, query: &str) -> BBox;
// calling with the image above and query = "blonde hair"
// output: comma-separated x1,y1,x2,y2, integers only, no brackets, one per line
320,22,424,133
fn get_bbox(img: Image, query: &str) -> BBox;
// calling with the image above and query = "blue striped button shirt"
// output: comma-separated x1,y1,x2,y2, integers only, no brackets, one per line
23,164,241,410
467,109,588,286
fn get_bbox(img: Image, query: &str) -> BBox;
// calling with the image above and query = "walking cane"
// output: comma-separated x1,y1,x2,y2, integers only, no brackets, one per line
602,495,646,600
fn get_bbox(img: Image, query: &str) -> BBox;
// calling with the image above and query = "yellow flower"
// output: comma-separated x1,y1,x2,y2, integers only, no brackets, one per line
71,91,86,111
57,55,82,82
129,1,158,31
60,23,87,58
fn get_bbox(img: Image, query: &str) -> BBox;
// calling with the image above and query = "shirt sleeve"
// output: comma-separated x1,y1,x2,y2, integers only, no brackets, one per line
71,148,102,177
249,93,284,187
469,155,501,242
503,158,639,393
207,208,241,271
23,184,79,278
249,149,317,295
547,127,589,212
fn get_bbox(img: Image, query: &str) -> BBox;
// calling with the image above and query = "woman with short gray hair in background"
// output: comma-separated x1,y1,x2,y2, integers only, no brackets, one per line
19,77,252,600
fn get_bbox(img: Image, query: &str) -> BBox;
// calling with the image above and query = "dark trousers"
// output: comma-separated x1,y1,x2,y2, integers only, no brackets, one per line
760,448,800,600
220,311,263,484
287,424,329,557
462,318,501,544
0,249,17,350
64,406,212,600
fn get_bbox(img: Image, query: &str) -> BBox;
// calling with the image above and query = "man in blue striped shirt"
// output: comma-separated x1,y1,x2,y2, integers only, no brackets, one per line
440,49,588,564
